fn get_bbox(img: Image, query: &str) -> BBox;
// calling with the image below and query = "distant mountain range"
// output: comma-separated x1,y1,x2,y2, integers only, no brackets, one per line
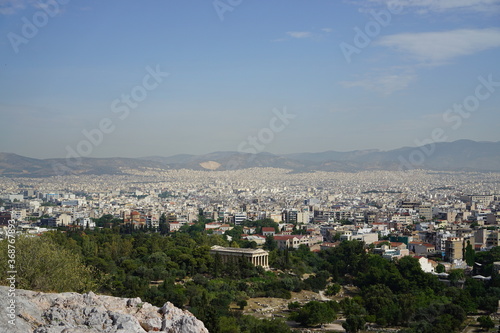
1,140,499,177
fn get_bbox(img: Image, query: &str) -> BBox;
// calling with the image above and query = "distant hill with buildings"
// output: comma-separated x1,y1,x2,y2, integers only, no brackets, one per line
0,153,168,177
1,140,499,176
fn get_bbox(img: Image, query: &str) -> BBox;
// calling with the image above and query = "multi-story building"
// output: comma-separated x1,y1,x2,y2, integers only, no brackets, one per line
419,205,433,221
11,209,26,221
0,212,12,226
461,195,494,207
486,231,500,248
285,210,298,223
234,213,247,225
168,222,182,233
366,212,379,224
145,213,159,229
296,212,310,224
273,234,322,249
408,241,435,255
262,227,275,236
123,211,144,227
40,213,72,227
445,237,463,262
391,213,413,224
435,231,455,251
475,228,500,249
268,212,283,223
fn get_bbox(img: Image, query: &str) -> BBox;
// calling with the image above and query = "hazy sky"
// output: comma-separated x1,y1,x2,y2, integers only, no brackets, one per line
1,0,500,158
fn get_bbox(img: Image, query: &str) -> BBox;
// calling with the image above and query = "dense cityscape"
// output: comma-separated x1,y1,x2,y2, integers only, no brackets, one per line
1,168,500,331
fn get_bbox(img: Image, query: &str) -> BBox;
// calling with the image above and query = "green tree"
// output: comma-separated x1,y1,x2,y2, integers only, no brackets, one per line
219,316,240,333
237,299,247,310
159,213,168,234
340,297,366,317
238,316,291,333
465,240,475,266
304,270,329,292
362,284,399,326
448,269,465,286
291,301,336,327
0,236,97,292
94,214,122,228
263,235,277,251
477,316,495,330
325,283,341,296
212,252,222,278
225,225,243,241
343,315,365,333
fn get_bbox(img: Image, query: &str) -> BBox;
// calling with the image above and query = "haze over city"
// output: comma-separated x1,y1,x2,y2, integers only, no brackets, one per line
1,0,500,158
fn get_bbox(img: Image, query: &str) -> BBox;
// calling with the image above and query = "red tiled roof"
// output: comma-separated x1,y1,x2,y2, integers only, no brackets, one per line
273,235,298,241
321,242,338,247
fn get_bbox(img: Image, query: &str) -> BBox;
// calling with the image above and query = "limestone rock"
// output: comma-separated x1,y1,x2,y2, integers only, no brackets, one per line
0,286,208,333
199,161,221,170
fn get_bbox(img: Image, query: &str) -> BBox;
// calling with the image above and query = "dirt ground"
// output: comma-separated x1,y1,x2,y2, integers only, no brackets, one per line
235,289,350,331
235,287,497,332
242,290,325,318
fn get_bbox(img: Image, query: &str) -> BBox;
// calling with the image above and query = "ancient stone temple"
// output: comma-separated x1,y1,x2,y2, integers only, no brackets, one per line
210,245,269,268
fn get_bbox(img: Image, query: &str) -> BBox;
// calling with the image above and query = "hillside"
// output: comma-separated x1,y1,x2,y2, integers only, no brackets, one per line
1,140,499,176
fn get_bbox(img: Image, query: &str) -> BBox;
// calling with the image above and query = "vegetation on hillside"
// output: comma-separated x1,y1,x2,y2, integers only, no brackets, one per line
1,217,499,332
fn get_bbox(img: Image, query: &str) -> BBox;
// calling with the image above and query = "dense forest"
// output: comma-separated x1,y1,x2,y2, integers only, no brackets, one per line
1,215,500,333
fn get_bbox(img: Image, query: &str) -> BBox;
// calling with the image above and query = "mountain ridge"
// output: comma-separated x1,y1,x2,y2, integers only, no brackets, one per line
1,140,500,176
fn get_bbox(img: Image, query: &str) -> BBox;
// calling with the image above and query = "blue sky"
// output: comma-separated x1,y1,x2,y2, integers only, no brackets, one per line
1,0,500,158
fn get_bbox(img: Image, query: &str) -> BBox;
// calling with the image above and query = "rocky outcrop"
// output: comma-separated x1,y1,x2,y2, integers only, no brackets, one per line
0,286,208,333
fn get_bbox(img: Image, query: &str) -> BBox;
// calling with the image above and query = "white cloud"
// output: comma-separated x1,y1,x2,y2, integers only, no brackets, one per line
0,0,26,15
0,0,63,15
376,28,500,63
368,0,500,14
275,29,331,42
341,70,416,95
286,31,312,39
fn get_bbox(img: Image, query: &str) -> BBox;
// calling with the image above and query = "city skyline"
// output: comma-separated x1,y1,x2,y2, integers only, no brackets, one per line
1,0,500,158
